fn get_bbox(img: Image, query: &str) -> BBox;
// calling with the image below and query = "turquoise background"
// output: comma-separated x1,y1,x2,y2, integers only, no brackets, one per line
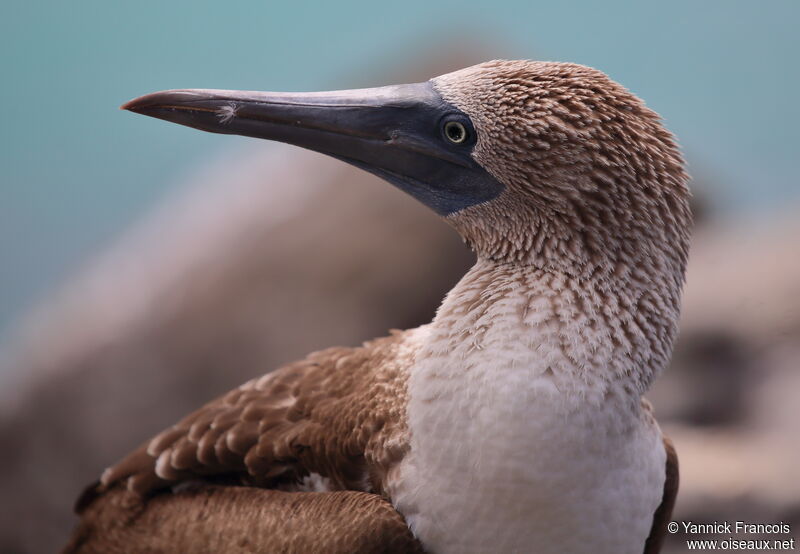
1,0,798,336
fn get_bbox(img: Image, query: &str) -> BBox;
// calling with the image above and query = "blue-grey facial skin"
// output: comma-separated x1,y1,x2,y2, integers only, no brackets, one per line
122,81,505,216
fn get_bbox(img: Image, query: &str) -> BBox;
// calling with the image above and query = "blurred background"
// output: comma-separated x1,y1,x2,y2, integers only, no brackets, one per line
1,0,799,552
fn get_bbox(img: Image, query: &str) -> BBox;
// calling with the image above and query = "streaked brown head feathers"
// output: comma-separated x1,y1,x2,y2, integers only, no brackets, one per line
434,60,691,282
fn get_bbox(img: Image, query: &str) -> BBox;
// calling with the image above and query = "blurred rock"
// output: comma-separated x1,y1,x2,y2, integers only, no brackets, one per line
657,330,752,426
651,213,800,551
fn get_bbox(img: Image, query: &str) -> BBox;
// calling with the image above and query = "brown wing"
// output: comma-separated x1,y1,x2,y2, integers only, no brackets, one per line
79,330,414,509
643,435,679,554
64,485,425,554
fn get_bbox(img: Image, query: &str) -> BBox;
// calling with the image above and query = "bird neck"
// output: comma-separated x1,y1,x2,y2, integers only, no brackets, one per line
423,257,682,402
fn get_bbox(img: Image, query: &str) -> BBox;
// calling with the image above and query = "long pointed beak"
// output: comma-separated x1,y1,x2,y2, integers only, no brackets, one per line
122,82,503,215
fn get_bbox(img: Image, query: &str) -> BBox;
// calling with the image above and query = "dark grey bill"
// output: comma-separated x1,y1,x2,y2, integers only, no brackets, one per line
122,81,504,215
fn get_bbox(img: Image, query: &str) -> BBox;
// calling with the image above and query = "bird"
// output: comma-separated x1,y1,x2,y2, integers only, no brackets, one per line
64,59,689,554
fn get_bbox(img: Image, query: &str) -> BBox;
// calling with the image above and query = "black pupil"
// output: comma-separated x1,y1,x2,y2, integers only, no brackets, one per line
446,122,464,142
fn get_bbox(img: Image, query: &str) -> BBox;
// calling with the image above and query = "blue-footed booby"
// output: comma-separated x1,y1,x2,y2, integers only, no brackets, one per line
65,60,688,554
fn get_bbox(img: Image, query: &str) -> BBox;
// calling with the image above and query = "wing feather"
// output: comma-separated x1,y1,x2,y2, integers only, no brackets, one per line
64,485,425,554
644,435,679,554
82,331,413,505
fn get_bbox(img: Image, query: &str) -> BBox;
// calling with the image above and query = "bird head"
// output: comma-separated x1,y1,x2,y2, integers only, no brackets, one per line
124,60,690,283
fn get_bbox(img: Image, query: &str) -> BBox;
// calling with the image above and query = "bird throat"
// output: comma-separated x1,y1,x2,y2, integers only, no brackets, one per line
419,258,678,398
389,258,675,553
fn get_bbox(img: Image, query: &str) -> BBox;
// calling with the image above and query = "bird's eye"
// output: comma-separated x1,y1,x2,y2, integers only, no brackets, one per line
443,120,468,144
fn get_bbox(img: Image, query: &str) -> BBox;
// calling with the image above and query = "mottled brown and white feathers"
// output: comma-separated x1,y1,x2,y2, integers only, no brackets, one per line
85,331,416,502
438,61,691,274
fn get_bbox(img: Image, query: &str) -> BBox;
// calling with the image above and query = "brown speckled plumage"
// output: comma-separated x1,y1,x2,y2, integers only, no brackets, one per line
67,331,422,553
437,61,690,277
86,331,415,501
